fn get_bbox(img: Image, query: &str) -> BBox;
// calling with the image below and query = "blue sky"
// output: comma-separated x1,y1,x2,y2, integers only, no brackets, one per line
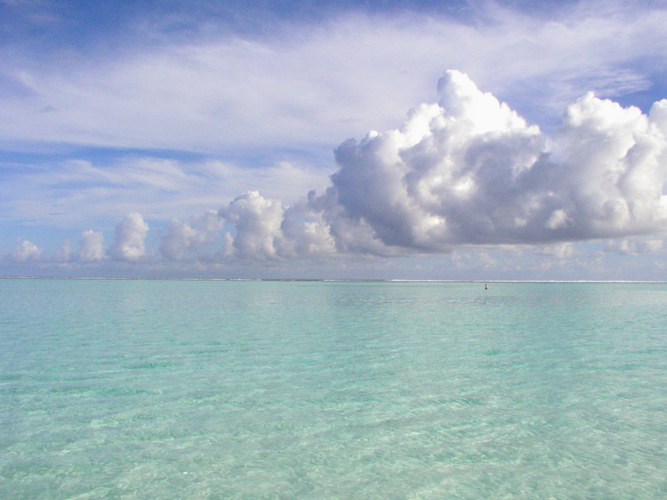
1,0,666,279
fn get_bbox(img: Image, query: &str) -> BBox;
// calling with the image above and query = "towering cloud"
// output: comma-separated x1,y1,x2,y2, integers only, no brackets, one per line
216,191,335,260
317,71,667,252
219,191,286,260
107,212,149,261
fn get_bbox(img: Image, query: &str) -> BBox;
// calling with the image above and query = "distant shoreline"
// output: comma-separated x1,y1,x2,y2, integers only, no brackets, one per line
1,276,666,284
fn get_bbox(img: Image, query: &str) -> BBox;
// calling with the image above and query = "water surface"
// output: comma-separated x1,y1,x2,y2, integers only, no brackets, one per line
1,280,665,498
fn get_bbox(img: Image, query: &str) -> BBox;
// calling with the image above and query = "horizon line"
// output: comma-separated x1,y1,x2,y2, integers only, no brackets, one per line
1,276,666,284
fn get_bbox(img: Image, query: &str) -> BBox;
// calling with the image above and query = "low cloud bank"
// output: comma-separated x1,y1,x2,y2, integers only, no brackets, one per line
165,70,665,262
5,71,666,266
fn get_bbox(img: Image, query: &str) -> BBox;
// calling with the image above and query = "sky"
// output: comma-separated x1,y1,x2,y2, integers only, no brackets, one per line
1,0,666,280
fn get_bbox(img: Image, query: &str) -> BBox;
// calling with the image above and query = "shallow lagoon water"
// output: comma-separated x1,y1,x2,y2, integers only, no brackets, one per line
1,279,666,498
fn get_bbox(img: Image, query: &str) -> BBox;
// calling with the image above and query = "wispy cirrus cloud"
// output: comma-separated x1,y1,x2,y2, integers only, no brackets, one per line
1,1,666,154
0,156,330,227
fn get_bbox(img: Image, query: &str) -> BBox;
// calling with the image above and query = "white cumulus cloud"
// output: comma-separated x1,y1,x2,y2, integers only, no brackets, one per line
159,210,224,261
146,70,667,264
216,191,336,261
9,238,43,262
306,70,667,253
107,212,149,261
78,230,105,262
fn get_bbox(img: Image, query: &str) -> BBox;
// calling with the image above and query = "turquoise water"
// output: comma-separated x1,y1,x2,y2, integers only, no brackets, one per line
1,279,666,498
